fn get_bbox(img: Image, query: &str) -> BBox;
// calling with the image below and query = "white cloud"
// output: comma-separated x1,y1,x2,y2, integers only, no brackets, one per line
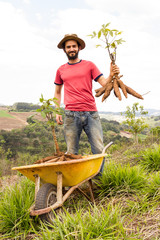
23,0,30,4
0,2,58,105
85,0,160,16
0,1,159,112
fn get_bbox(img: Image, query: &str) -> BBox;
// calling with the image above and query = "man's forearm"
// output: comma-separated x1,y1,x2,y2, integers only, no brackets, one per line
54,92,61,107
97,75,112,87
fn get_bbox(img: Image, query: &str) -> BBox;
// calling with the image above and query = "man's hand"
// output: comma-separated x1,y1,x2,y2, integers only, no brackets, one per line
110,62,120,77
56,114,63,125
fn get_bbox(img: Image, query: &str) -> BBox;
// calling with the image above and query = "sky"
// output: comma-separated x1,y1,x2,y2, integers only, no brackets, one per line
0,0,160,112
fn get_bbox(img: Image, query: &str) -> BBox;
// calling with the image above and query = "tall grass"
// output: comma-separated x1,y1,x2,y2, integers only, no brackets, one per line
147,172,160,198
1,143,160,239
0,177,35,238
96,162,148,197
139,144,160,171
34,204,127,240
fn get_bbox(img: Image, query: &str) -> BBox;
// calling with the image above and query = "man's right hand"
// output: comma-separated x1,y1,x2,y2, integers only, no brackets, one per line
56,114,63,125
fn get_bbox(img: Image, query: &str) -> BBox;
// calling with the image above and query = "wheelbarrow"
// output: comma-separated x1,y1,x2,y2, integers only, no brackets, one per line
12,142,113,223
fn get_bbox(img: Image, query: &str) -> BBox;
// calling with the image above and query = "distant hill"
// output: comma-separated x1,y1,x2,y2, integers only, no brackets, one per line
99,109,160,117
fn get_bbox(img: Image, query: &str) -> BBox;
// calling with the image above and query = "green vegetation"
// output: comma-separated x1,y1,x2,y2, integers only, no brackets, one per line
96,163,148,197
139,144,160,172
34,205,125,240
36,94,63,154
88,22,125,63
1,150,160,239
0,177,35,239
0,110,15,118
0,117,129,176
0,103,160,239
122,102,148,143
12,102,41,112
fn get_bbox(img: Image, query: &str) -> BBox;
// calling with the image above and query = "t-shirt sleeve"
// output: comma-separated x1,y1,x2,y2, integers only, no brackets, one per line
90,62,103,81
54,69,63,85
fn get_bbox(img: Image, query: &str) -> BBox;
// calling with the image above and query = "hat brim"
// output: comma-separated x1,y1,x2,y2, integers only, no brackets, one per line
57,36,85,50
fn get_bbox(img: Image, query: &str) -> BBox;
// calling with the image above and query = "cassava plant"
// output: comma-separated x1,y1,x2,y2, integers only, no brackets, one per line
88,23,144,102
35,95,82,164
36,94,63,155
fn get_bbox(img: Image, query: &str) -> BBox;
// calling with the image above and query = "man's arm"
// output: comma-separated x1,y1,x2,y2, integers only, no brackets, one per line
54,84,63,125
97,62,120,87
97,75,112,87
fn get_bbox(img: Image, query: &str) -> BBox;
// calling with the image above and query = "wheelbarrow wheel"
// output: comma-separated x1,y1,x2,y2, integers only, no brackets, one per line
35,183,57,223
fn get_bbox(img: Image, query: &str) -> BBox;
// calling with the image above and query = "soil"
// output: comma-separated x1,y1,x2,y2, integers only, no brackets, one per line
0,107,44,131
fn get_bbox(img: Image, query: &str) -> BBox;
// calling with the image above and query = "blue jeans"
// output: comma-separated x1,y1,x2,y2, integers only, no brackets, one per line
64,110,105,173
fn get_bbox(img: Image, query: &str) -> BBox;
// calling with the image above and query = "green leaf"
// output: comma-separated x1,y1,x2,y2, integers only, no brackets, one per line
96,44,101,48
109,31,113,37
105,23,111,28
36,109,42,113
41,112,46,118
98,30,102,38
118,31,122,35
93,31,96,37
115,38,125,45
111,42,116,48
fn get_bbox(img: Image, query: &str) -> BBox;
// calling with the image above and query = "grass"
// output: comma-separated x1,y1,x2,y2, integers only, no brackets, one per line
145,117,160,128
0,110,15,118
0,177,36,239
96,162,148,197
33,204,126,240
139,144,160,171
1,142,160,239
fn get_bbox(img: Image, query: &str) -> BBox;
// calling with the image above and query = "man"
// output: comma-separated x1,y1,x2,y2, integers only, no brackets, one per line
54,34,119,167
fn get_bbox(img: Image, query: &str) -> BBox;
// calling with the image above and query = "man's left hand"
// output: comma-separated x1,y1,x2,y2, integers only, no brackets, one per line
110,62,120,77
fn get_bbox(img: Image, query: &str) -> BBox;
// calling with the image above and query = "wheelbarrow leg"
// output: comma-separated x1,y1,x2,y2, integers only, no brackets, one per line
56,172,63,204
76,179,95,203
88,179,95,203
34,174,40,201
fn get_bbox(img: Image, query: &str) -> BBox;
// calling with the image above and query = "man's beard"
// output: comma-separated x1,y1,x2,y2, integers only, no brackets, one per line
66,51,79,60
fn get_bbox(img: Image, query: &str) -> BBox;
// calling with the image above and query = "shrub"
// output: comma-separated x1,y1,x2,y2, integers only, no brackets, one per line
140,144,160,172
147,172,160,198
96,162,148,197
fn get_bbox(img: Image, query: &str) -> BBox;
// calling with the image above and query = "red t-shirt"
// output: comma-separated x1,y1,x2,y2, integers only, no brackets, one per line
54,60,103,111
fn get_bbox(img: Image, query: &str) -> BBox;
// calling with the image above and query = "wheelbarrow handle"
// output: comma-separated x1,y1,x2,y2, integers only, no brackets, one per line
102,141,113,154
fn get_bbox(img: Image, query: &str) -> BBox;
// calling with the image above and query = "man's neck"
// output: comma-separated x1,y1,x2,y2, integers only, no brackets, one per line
68,58,80,64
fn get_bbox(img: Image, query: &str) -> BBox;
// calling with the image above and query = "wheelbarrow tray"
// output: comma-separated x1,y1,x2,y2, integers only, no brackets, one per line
12,153,107,187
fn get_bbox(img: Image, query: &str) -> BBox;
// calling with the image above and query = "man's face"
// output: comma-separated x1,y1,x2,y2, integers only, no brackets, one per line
64,40,80,60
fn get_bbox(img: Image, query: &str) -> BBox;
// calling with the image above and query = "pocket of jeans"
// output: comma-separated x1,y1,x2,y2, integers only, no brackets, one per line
65,110,75,117
89,111,99,119
64,115,75,126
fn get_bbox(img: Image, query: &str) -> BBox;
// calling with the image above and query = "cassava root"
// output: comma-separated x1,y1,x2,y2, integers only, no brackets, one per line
34,152,82,164
95,74,143,102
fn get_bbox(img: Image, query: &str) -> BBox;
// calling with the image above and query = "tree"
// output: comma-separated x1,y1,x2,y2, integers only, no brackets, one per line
122,103,148,143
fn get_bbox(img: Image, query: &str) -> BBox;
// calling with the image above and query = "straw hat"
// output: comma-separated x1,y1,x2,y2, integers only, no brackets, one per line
57,34,85,50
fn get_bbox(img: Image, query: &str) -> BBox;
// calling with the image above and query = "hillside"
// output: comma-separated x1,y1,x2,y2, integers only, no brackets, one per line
0,107,43,131
1,106,160,132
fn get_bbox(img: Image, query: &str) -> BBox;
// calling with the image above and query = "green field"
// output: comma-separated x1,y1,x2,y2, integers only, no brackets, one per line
0,110,15,118
145,117,160,127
